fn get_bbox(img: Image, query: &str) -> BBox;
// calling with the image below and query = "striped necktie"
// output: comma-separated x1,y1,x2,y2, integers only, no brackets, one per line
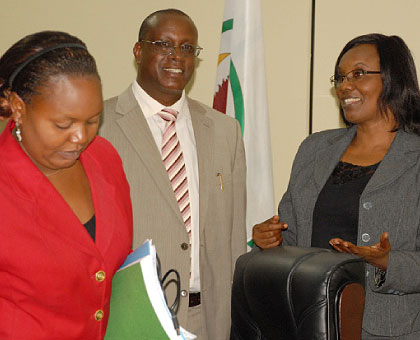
158,108,192,236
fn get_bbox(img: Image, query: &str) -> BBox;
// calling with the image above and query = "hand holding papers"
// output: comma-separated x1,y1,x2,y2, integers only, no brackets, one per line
105,240,196,340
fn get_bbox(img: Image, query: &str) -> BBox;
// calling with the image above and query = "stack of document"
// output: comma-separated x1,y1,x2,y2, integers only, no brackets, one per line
105,239,196,340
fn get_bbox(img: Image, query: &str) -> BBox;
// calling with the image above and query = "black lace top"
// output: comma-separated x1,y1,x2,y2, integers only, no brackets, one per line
311,161,379,249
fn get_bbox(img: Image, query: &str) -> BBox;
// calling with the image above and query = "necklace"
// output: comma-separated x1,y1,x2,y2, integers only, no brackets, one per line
44,169,63,177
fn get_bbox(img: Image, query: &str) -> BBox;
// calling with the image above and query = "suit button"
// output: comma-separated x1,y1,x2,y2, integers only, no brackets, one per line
181,290,188,297
96,270,106,282
363,201,373,210
181,242,189,250
361,233,370,242
95,310,104,321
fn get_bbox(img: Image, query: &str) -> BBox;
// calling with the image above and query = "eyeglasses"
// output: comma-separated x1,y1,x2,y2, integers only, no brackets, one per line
330,69,381,87
140,40,203,57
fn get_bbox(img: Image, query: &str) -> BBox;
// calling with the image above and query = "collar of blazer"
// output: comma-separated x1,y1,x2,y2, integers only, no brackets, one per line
365,128,420,193
114,87,215,229
187,98,214,229
0,122,117,255
314,125,420,194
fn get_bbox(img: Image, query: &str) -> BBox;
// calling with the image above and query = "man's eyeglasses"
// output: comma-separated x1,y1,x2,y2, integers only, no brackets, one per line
140,40,203,57
330,69,381,88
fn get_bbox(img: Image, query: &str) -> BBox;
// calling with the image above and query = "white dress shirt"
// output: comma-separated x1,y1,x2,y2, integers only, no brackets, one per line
132,81,201,292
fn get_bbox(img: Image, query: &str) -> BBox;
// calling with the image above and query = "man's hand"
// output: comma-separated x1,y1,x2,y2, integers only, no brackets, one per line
252,215,288,250
329,232,391,270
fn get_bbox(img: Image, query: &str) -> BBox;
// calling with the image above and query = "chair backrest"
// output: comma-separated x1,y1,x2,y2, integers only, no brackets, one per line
231,246,365,340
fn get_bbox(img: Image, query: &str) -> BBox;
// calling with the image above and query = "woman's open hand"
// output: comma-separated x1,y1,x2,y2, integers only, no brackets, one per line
330,232,391,270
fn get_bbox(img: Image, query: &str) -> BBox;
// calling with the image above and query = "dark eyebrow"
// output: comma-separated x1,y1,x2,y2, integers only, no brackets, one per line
354,62,370,68
337,63,370,74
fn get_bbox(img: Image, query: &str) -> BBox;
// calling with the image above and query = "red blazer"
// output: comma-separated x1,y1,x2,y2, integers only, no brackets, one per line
0,121,132,340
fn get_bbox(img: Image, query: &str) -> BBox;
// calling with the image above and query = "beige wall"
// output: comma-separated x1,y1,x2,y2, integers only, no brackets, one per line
2,0,420,208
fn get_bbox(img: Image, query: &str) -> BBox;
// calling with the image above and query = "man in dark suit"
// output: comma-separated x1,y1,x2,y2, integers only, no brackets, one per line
99,9,246,339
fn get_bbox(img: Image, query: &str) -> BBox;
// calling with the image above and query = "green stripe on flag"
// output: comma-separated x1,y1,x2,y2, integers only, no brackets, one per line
222,19,233,33
229,60,245,134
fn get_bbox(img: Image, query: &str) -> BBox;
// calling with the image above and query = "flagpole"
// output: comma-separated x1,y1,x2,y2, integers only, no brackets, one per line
309,0,316,135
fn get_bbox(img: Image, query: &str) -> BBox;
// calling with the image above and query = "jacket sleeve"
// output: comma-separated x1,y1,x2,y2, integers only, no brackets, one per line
277,135,317,246
370,236,420,294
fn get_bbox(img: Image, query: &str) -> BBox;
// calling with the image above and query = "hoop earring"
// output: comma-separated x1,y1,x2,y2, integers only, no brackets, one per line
15,121,22,142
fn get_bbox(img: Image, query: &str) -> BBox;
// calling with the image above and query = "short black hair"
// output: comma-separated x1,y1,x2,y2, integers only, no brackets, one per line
138,8,192,41
334,34,420,135
0,30,99,118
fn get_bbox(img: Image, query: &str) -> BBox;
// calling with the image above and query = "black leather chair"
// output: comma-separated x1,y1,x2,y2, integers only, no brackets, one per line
231,246,366,340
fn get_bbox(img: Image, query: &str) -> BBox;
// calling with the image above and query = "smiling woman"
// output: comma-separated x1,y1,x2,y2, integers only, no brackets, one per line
253,34,420,339
0,31,132,339
335,44,384,130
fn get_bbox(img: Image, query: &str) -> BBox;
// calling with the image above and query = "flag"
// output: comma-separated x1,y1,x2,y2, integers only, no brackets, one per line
213,0,275,247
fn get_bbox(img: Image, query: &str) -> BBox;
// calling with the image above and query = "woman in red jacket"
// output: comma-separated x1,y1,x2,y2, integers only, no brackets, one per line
0,31,133,339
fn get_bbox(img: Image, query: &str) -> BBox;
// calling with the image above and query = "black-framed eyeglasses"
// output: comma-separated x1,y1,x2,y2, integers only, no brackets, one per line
330,69,381,87
140,40,203,57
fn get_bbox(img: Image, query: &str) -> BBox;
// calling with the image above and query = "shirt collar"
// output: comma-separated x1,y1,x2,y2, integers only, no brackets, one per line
131,81,188,119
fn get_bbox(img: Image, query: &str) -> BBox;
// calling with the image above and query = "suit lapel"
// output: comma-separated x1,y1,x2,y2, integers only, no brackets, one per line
1,126,98,255
82,151,117,255
364,130,420,193
189,99,214,233
115,88,184,225
312,127,420,195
